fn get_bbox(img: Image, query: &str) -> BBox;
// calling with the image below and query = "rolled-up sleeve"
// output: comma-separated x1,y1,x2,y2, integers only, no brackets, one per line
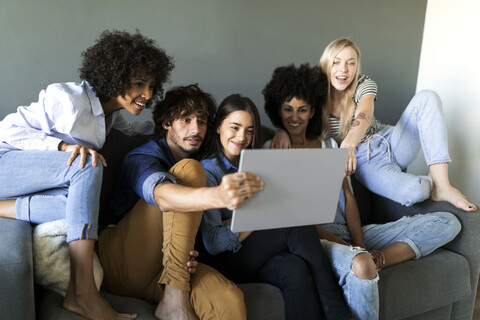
122,144,176,207
201,208,242,255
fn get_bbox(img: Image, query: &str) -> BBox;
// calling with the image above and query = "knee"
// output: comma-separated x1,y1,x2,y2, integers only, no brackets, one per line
75,156,104,180
414,90,443,112
261,254,315,290
169,159,206,188
351,253,377,280
416,89,440,100
432,212,462,241
397,176,432,206
219,285,246,315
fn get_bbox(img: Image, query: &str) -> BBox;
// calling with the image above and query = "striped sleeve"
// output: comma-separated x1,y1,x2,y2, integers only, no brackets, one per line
354,75,377,104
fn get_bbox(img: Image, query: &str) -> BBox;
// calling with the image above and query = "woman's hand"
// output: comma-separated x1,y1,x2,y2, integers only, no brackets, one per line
58,142,107,168
340,140,357,176
345,147,357,176
368,249,385,270
270,129,291,149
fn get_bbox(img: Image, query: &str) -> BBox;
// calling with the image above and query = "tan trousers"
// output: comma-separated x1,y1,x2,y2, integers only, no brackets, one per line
98,159,246,319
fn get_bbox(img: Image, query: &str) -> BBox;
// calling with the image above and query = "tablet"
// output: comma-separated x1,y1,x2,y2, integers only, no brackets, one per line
231,148,348,232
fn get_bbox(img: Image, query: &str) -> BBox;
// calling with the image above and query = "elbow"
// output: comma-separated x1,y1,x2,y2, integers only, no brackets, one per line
207,246,222,256
202,233,227,256
155,195,174,212
203,241,222,256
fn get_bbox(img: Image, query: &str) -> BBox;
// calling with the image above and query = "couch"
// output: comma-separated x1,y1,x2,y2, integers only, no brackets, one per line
0,128,479,320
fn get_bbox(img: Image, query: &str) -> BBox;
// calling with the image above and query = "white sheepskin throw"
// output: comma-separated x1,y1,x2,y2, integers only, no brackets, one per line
33,219,103,297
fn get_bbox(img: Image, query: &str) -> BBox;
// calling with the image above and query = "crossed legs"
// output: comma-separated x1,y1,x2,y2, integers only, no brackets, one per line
98,159,246,320
0,150,134,319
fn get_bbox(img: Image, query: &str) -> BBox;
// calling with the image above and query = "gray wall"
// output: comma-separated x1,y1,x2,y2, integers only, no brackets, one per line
0,0,427,128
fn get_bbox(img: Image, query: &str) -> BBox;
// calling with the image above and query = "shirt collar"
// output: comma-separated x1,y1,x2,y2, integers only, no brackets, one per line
218,152,238,173
83,81,104,117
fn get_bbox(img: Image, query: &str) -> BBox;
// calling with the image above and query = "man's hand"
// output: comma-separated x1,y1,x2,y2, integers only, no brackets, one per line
217,172,264,210
58,141,107,168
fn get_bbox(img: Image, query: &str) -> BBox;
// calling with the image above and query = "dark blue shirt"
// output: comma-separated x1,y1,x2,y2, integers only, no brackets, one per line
103,138,177,229
200,153,242,255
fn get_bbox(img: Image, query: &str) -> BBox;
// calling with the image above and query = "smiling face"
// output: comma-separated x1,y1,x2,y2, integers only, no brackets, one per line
280,97,314,139
329,46,358,93
165,111,208,161
218,110,254,166
113,76,155,116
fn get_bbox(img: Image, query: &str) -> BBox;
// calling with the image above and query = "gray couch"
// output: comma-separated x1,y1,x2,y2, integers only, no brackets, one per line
351,177,480,319
1,129,479,319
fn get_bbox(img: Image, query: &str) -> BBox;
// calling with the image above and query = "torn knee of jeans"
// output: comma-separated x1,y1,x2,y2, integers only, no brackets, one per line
351,252,377,280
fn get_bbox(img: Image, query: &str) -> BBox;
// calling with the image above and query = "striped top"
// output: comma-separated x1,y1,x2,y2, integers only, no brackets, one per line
328,74,379,145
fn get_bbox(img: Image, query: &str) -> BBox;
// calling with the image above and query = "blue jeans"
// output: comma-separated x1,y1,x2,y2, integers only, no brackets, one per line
320,211,461,320
354,90,451,206
0,150,103,242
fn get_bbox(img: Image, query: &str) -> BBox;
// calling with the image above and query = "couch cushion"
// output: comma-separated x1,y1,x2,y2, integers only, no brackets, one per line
240,283,285,319
0,218,35,319
378,248,470,319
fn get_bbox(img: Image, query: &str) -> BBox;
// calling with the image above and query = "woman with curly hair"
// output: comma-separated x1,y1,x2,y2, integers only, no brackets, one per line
0,29,174,319
263,63,326,149
263,63,461,320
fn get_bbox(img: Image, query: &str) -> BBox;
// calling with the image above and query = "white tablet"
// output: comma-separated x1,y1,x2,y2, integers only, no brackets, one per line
231,148,348,232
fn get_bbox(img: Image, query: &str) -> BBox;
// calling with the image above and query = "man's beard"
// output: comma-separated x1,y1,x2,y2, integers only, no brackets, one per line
170,131,203,156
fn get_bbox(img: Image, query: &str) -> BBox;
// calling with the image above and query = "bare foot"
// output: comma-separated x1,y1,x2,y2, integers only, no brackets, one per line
154,285,198,320
431,184,477,212
63,285,138,320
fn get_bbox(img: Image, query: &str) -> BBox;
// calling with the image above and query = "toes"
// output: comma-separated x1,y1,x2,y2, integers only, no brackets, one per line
455,198,476,212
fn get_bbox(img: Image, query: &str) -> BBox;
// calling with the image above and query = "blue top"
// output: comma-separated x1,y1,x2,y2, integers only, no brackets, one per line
200,153,243,255
103,138,177,229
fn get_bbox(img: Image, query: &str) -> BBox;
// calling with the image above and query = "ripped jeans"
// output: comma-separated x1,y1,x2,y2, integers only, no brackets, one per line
320,211,461,320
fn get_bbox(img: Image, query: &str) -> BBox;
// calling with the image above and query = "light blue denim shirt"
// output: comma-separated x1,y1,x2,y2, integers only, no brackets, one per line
0,81,153,151
200,153,242,255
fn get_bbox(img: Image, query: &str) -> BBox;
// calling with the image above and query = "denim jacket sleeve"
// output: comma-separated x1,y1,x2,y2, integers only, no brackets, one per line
200,171,242,255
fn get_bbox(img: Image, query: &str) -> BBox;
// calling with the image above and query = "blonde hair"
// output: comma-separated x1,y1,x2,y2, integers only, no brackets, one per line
319,38,361,140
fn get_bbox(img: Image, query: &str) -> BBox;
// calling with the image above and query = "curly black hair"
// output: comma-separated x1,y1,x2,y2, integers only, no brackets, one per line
79,30,174,103
262,63,327,139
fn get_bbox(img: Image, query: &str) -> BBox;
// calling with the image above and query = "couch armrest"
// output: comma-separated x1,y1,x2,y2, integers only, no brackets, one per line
0,218,36,319
370,195,480,319
442,206,480,319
